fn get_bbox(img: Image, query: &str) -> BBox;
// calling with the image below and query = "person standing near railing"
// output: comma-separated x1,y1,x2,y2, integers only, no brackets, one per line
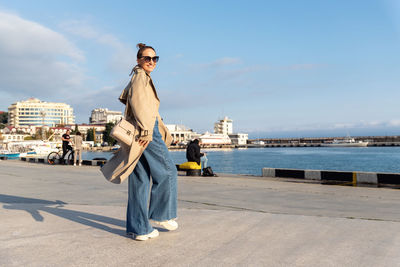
73,132,83,166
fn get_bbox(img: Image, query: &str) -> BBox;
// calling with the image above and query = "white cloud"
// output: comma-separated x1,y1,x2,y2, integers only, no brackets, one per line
0,12,84,62
0,12,134,122
59,20,136,73
0,11,86,99
388,119,400,126
64,84,125,123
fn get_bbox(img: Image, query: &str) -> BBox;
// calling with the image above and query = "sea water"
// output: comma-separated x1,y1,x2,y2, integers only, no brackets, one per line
82,147,400,176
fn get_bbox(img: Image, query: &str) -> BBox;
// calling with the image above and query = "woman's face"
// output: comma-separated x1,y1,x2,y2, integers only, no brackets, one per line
137,48,157,74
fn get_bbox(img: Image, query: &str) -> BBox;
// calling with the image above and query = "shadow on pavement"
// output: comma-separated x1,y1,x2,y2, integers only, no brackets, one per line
0,194,127,237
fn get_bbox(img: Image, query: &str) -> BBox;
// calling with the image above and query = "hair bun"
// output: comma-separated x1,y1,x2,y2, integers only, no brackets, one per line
137,43,146,50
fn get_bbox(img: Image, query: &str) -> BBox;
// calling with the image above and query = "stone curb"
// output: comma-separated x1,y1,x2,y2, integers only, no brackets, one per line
20,157,107,166
262,167,400,185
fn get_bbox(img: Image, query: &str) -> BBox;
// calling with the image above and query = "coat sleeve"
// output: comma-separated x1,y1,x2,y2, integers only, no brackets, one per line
128,72,157,142
157,115,173,145
194,146,203,159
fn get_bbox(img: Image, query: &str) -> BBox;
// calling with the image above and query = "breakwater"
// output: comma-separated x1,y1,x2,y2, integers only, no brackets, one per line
249,135,400,147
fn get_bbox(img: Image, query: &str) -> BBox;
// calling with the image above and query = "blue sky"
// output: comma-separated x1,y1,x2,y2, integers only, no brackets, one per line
1,0,400,138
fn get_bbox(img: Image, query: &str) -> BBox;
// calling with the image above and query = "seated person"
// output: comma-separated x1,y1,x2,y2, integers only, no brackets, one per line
186,139,208,168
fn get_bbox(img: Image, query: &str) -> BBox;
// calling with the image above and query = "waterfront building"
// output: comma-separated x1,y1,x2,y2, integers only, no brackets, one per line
229,133,249,145
90,108,122,124
67,123,106,144
213,116,248,145
165,124,199,145
2,125,36,135
0,133,28,143
199,132,231,145
8,98,75,127
214,116,233,135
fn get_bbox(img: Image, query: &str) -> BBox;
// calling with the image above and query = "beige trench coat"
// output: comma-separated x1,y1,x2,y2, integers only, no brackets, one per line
101,66,173,184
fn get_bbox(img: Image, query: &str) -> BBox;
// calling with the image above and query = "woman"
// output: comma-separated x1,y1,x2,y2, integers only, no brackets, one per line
108,43,178,241
73,131,83,166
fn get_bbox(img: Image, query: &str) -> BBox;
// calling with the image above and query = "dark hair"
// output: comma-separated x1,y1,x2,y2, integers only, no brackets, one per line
192,139,199,145
76,132,81,136
136,43,156,59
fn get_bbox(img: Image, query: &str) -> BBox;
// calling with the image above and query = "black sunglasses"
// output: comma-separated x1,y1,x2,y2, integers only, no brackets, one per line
141,56,159,63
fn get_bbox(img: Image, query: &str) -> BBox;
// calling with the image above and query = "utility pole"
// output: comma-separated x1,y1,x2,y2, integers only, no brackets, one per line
40,110,46,140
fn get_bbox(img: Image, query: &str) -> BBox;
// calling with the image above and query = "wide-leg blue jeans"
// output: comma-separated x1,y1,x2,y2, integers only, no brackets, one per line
126,119,178,235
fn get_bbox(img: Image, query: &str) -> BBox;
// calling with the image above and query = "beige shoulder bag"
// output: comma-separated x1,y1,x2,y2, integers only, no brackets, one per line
110,118,136,146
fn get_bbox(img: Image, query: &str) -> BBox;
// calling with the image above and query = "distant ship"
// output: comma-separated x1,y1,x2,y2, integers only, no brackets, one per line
321,138,368,147
199,132,231,145
252,140,265,145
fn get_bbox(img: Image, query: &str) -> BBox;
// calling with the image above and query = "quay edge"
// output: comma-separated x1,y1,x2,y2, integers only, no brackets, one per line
19,157,106,166
262,167,400,186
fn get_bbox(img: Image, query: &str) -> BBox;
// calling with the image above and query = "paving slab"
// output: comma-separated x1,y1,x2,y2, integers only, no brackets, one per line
1,160,400,266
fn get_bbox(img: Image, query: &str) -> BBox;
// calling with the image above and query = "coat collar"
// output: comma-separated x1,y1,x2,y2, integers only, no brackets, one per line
129,65,151,78
119,65,159,104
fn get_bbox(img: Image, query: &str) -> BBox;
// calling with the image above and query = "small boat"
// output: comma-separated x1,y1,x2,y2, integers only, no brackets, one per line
321,138,368,147
0,150,20,159
23,143,58,157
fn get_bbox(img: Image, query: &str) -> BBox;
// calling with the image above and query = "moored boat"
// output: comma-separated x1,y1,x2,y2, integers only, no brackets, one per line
0,150,20,159
321,138,368,147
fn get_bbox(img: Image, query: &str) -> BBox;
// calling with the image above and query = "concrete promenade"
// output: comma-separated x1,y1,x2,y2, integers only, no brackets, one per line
1,160,400,266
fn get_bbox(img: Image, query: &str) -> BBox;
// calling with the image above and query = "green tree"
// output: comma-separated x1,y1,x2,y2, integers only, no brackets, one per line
71,124,79,134
0,112,8,124
102,122,117,145
86,128,95,141
0,112,8,128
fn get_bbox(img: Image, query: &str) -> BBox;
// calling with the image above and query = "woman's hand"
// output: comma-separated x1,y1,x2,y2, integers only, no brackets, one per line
138,139,149,148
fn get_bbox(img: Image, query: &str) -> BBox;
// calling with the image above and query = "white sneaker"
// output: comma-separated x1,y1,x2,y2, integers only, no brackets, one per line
73,163,76,166
154,220,178,231
79,163,82,166
134,229,159,241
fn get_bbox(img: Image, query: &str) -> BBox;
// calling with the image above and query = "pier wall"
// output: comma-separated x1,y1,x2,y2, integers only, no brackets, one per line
20,157,106,166
262,167,400,185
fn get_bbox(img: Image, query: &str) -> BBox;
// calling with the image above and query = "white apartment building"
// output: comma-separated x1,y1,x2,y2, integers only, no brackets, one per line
8,98,74,127
214,116,233,135
90,108,122,124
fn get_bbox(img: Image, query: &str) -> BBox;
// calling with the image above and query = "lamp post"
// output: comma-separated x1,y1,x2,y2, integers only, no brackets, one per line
40,110,46,140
